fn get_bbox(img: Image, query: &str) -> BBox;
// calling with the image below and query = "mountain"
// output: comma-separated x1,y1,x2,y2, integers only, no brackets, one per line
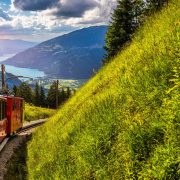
27,1,180,179
0,72,22,89
3,26,107,79
0,39,37,56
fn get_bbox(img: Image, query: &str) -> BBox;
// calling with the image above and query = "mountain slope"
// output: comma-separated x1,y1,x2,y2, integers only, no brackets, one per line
4,26,107,79
0,72,22,89
27,1,180,179
0,39,37,56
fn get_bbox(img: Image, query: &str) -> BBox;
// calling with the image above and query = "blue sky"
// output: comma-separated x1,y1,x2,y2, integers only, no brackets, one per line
0,0,117,42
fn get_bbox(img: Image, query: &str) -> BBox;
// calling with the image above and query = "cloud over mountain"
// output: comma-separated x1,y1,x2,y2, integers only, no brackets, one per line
13,0,59,11
0,0,117,41
13,0,98,18
52,0,98,18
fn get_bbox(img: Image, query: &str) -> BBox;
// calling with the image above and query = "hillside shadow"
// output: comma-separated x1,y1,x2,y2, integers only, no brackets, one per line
4,134,32,180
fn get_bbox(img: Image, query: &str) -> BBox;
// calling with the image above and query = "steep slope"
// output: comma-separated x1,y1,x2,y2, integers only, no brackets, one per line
27,1,180,179
0,39,36,56
4,26,107,79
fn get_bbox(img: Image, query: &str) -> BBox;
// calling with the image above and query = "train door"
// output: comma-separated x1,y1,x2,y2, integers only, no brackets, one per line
0,98,7,142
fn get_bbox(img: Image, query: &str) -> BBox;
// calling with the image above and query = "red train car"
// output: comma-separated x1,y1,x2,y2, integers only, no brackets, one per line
0,97,7,142
0,96,24,143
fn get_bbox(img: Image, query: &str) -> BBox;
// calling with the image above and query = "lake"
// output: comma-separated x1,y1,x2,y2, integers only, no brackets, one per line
4,65,45,78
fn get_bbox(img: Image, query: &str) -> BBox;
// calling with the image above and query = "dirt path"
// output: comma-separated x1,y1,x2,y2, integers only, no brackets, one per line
0,129,35,180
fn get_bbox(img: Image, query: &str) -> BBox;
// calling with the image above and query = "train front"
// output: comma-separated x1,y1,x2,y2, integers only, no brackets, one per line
0,96,24,142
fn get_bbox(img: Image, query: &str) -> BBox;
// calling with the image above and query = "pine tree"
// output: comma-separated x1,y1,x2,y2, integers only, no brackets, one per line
18,82,33,103
59,88,66,104
39,86,46,107
47,81,59,109
34,82,40,106
104,0,144,63
47,83,72,109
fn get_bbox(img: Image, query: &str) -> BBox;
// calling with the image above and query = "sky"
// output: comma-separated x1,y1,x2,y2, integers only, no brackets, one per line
0,0,117,42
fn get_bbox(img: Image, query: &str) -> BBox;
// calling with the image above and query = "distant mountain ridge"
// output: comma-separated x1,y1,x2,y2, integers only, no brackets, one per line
0,72,22,89
0,39,37,56
3,26,107,79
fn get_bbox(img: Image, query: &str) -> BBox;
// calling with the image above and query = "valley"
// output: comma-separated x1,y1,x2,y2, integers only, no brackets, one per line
25,77,87,90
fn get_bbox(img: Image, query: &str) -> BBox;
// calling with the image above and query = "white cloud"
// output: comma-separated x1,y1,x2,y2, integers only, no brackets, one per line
0,0,117,41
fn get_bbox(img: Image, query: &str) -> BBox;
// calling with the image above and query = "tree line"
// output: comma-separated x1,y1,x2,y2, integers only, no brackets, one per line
104,0,168,63
12,81,74,109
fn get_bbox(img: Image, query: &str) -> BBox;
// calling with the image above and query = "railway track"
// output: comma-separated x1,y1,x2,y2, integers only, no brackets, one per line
0,119,46,154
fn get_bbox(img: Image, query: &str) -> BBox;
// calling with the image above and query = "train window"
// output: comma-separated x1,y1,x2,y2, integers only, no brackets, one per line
0,100,7,120
2,102,6,119
0,101,4,120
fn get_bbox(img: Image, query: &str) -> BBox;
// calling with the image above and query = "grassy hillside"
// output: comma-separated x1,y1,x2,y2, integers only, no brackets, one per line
24,104,55,122
27,1,180,179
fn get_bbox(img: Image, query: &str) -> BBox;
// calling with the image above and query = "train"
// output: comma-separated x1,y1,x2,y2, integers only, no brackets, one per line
0,96,24,143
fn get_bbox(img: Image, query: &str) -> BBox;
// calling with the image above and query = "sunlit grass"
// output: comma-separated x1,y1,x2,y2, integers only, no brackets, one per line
27,0,180,179
24,104,55,122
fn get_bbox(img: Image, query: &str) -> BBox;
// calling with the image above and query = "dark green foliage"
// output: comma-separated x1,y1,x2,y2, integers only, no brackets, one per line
66,87,71,99
39,86,46,107
34,82,40,106
104,0,169,63
12,81,71,108
17,82,33,103
47,82,72,109
104,0,144,61
146,0,168,13
33,83,46,107
59,87,66,104
47,81,57,109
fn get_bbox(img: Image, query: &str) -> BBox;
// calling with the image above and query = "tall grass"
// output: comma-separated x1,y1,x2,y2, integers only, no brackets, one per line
27,0,180,179
24,104,55,122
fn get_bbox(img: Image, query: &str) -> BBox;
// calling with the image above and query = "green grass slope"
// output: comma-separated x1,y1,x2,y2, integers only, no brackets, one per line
27,1,180,179
24,104,55,122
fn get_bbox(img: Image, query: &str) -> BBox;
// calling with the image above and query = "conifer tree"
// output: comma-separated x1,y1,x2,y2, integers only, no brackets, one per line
59,88,66,104
47,81,59,109
39,86,46,107
104,0,144,63
18,82,33,103
34,82,40,106
103,0,144,63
